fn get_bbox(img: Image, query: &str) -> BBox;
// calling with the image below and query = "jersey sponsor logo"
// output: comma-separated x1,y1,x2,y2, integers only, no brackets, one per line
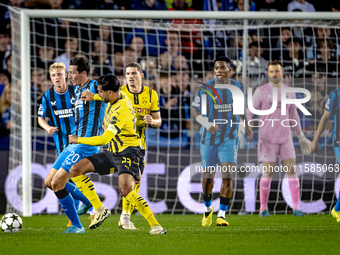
70,97,76,105
134,107,149,114
213,103,233,112
53,108,74,118
51,101,56,106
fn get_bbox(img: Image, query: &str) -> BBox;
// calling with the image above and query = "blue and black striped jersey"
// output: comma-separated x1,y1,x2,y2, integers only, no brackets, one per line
38,85,76,155
325,88,340,147
191,78,244,145
74,79,106,138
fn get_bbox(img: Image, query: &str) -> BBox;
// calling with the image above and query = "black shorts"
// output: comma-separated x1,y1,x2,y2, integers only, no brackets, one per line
139,149,146,176
87,147,141,181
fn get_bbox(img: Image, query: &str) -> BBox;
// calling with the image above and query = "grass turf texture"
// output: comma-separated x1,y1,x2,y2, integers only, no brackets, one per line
0,214,338,254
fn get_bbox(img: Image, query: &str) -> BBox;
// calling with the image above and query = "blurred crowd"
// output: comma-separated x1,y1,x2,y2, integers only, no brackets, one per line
1,0,340,143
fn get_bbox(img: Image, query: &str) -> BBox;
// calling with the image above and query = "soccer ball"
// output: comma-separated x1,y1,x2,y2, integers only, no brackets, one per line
1,213,23,233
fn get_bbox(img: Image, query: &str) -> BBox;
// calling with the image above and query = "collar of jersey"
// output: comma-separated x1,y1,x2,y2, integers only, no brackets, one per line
76,79,92,93
110,93,123,106
54,85,69,95
126,84,144,95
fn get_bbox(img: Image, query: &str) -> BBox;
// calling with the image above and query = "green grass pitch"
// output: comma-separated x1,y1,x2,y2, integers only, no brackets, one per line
0,213,338,255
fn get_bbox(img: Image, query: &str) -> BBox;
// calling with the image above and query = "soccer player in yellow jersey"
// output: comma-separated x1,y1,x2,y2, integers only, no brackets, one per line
68,74,166,234
119,62,161,229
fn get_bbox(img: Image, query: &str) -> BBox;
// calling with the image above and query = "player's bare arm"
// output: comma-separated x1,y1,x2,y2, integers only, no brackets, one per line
243,108,253,142
289,106,311,155
311,110,331,153
144,112,161,128
81,91,95,101
38,116,58,135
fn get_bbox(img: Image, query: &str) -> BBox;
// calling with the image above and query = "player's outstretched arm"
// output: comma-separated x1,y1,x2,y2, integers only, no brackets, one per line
81,91,103,102
68,129,114,146
38,117,58,135
311,110,331,153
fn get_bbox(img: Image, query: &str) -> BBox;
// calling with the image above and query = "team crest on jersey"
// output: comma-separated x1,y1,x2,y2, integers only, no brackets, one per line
142,96,148,105
110,116,118,125
195,95,200,104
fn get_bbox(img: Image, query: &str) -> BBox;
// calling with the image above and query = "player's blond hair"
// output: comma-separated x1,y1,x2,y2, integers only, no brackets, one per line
49,62,66,74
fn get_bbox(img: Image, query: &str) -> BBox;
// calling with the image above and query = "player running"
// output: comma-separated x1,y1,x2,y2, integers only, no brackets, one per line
38,62,93,229
68,74,166,234
311,87,340,222
246,60,311,217
49,57,107,233
191,56,253,227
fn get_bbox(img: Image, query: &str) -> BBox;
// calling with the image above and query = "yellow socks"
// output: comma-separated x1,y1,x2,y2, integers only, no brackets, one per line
122,196,130,214
122,183,140,215
125,190,159,228
128,183,140,215
72,175,103,210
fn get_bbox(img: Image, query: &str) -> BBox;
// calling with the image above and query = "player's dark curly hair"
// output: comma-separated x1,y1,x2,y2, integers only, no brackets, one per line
69,57,90,75
97,74,120,92
214,56,231,65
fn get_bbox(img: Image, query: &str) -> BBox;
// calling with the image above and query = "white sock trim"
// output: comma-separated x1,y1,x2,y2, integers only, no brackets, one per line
218,210,226,219
205,205,212,213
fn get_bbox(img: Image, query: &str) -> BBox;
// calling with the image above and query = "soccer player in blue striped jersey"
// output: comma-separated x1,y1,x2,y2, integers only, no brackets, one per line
38,62,93,229
191,56,253,227
49,57,107,233
312,87,340,222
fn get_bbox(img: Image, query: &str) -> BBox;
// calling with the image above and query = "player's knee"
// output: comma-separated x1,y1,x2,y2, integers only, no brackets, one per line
222,177,232,184
69,165,82,178
203,178,213,186
51,179,58,191
44,179,52,190
51,177,63,191
119,184,133,197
